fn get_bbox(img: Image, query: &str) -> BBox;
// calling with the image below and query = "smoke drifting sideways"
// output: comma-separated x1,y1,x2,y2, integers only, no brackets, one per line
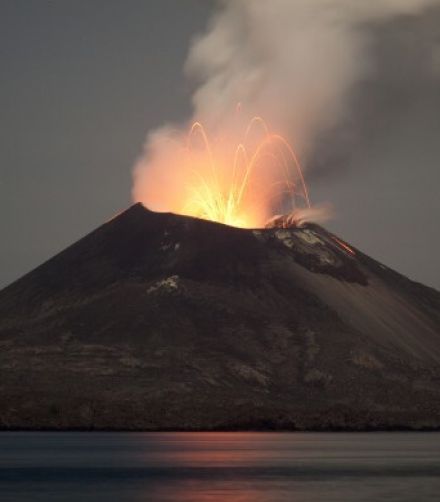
133,0,439,228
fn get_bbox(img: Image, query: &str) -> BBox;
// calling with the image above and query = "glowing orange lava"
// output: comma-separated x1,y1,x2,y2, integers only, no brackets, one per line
179,117,311,228
331,236,356,255
134,115,313,229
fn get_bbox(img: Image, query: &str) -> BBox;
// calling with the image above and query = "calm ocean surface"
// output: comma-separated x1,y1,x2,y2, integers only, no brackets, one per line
1,432,439,501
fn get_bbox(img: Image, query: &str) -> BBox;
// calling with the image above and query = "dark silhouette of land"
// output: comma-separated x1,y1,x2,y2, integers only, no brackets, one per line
0,204,439,430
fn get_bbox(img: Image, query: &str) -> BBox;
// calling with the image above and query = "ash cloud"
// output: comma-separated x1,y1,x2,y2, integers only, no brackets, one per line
308,2,440,181
186,0,440,158
133,0,440,210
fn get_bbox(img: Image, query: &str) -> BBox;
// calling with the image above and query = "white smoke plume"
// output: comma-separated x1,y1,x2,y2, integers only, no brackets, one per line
133,0,439,220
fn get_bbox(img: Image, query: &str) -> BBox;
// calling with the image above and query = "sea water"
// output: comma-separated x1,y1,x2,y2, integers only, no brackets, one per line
1,431,439,501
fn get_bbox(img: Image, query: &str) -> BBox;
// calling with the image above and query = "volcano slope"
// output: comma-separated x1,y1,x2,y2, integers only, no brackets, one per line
0,203,439,430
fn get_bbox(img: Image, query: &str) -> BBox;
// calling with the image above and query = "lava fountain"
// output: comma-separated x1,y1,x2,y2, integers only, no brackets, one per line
133,116,318,229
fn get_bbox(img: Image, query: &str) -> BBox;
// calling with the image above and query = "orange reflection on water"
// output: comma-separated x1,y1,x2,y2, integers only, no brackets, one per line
142,432,293,502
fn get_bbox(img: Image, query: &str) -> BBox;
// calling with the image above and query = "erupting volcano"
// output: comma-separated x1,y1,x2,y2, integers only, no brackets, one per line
0,108,438,431
133,116,327,229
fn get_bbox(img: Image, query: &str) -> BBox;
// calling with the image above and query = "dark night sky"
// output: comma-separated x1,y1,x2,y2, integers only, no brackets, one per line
1,0,439,290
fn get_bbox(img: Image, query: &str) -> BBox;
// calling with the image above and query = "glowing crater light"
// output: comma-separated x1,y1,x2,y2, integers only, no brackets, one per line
180,117,311,228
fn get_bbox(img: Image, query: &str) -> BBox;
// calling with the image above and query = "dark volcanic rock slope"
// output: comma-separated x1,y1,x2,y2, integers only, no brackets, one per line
1,203,440,430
